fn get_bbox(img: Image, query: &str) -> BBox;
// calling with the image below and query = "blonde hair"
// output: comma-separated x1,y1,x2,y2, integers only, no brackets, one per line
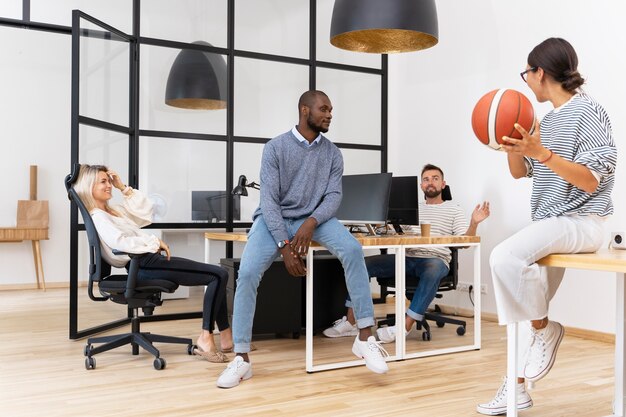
73,164,113,214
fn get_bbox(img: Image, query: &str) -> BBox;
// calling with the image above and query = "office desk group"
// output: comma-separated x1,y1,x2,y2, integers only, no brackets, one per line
204,231,481,373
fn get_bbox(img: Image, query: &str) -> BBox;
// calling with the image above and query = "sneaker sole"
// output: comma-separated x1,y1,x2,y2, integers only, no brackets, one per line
216,369,253,389
476,399,533,415
323,330,359,338
524,323,564,382
351,345,389,374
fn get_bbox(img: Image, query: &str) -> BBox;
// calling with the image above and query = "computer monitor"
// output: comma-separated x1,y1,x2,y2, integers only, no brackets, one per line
335,173,392,235
387,176,419,234
191,191,241,222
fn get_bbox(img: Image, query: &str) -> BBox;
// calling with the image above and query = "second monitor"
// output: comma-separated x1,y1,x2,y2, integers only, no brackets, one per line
387,176,419,234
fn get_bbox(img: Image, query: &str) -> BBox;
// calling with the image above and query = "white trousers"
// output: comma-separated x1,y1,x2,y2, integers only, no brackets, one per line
490,214,604,326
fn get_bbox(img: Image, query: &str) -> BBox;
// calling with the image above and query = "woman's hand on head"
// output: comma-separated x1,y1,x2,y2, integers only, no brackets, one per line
106,170,126,191
159,239,171,261
500,119,550,161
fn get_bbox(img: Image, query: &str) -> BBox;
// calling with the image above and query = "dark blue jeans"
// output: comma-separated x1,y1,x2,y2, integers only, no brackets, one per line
346,254,449,321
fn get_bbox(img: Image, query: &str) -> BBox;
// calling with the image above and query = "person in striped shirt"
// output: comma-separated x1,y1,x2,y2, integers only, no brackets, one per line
477,38,617,416
323,164,490,343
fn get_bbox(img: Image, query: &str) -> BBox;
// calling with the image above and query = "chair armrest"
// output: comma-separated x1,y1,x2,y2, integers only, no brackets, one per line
110,250,151,299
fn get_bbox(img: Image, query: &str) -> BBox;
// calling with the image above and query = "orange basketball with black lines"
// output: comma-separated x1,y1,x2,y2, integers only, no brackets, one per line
471,89,535,150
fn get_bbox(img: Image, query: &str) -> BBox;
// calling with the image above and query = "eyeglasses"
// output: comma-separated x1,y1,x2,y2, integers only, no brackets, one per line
520,67,538,83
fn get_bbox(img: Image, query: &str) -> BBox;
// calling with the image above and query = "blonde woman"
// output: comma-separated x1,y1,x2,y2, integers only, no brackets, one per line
74,164,233,363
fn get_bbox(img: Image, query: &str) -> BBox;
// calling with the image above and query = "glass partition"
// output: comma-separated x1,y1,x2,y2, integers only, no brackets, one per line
140,0,227,47
78,17,130,127
31,0,132,33
234,57,308,138
138,136,228,223
317,67,382,146
139,44,227,135
235,0,308,59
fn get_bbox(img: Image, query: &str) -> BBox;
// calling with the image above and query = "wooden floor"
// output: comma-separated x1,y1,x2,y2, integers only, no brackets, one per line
0,288,616,417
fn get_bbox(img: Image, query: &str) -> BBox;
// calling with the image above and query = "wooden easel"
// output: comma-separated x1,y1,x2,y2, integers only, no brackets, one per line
0,166,49,290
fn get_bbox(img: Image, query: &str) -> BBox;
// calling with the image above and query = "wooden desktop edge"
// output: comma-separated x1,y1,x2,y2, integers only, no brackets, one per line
204,231,480,246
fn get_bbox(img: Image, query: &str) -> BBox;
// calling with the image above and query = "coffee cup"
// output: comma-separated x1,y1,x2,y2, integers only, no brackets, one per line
420,222,431,237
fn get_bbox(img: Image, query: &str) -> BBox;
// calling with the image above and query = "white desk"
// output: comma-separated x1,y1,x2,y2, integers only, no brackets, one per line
505,249,626,417
205,232,481,372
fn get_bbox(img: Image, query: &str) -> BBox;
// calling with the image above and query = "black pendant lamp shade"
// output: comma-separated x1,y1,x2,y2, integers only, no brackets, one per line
165,41,227,110
330,0,439,54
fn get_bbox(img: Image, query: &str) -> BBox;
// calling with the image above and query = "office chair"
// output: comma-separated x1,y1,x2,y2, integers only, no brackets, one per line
375,185,467,341
65,164,195,370
375,247,466,341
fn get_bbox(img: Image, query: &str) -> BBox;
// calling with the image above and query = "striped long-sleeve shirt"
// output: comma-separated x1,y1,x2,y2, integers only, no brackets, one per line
524,93,616,221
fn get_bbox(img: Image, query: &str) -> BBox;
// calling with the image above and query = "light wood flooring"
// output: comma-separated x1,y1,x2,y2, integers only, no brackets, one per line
0,288,616,417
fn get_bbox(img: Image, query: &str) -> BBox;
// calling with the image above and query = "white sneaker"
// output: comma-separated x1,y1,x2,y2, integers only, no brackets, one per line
476,377,533,415
376,325,409,344
524,320,564,382
216,356,253,388
323,316,359,338
352,335,389,374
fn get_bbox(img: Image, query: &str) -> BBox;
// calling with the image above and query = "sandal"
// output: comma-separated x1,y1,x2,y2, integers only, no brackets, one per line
193,347,228,363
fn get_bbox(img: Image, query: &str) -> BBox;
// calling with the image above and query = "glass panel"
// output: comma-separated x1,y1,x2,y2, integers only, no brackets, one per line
234,58,308,138
78,125,129,208
316,0,381,68
79,16,130,127
138,137,229,223
0,1,21,19
140,0,227,48
139,44,227,135
31,0,132,32
233,142,264,222
341,149,381,175
317,68,381,145
235,0,308,59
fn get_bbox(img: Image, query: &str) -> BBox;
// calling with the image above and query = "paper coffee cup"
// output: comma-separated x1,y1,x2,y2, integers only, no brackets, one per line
420,222,431,237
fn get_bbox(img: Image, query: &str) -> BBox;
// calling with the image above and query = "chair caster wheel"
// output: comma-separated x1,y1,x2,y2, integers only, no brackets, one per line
85,356,96,370
188,344,197,355
84,344,93,357
436,321,445,328
153,357,166,370
422,331,431,341
457,326,466,336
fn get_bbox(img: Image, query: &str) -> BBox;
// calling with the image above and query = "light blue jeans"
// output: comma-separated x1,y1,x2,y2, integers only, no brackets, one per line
232,215,374,353
346,255,449,322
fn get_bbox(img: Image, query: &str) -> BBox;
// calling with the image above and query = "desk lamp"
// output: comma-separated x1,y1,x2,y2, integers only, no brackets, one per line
232,175,260,197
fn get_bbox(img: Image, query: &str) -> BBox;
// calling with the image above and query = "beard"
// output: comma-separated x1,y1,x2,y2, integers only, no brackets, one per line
307,114,329,133
424,187,442,199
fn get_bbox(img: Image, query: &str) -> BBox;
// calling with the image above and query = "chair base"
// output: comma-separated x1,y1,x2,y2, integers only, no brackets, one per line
378,306,467,341
83,317,193,370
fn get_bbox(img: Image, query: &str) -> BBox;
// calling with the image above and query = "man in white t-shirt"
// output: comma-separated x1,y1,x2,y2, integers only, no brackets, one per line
323,164,490,342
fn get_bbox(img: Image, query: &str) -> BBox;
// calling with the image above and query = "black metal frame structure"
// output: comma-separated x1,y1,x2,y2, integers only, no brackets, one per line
1,0,388,340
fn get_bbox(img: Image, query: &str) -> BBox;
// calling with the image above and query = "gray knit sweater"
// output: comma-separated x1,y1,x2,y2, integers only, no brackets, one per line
253,129,344,243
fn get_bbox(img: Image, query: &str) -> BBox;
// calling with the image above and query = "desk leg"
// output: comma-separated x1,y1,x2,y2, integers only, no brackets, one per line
395,247,406,359
32,240,45,291
615,272,625,417
473,245,481,349
507,323,519,417
306,249,314,372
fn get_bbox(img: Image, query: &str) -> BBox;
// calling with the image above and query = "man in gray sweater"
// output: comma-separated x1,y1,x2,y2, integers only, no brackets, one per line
217,90,389,388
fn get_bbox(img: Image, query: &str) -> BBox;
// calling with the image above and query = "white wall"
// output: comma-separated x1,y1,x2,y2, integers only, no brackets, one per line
389,0,626,333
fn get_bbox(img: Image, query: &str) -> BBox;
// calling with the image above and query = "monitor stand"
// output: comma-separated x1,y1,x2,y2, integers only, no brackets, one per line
365,224,378,236
390,222,404,235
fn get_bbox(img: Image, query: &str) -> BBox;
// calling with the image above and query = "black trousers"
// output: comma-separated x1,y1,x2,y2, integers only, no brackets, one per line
135,253,229,333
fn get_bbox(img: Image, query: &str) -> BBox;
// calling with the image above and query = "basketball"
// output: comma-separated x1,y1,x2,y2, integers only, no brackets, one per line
471,89,535,150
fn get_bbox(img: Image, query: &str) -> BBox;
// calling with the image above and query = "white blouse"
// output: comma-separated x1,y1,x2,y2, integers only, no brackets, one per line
91,188,160,267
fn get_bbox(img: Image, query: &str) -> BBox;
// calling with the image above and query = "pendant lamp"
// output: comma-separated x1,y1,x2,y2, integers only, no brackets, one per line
330,0,439,54
165,41,227,110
